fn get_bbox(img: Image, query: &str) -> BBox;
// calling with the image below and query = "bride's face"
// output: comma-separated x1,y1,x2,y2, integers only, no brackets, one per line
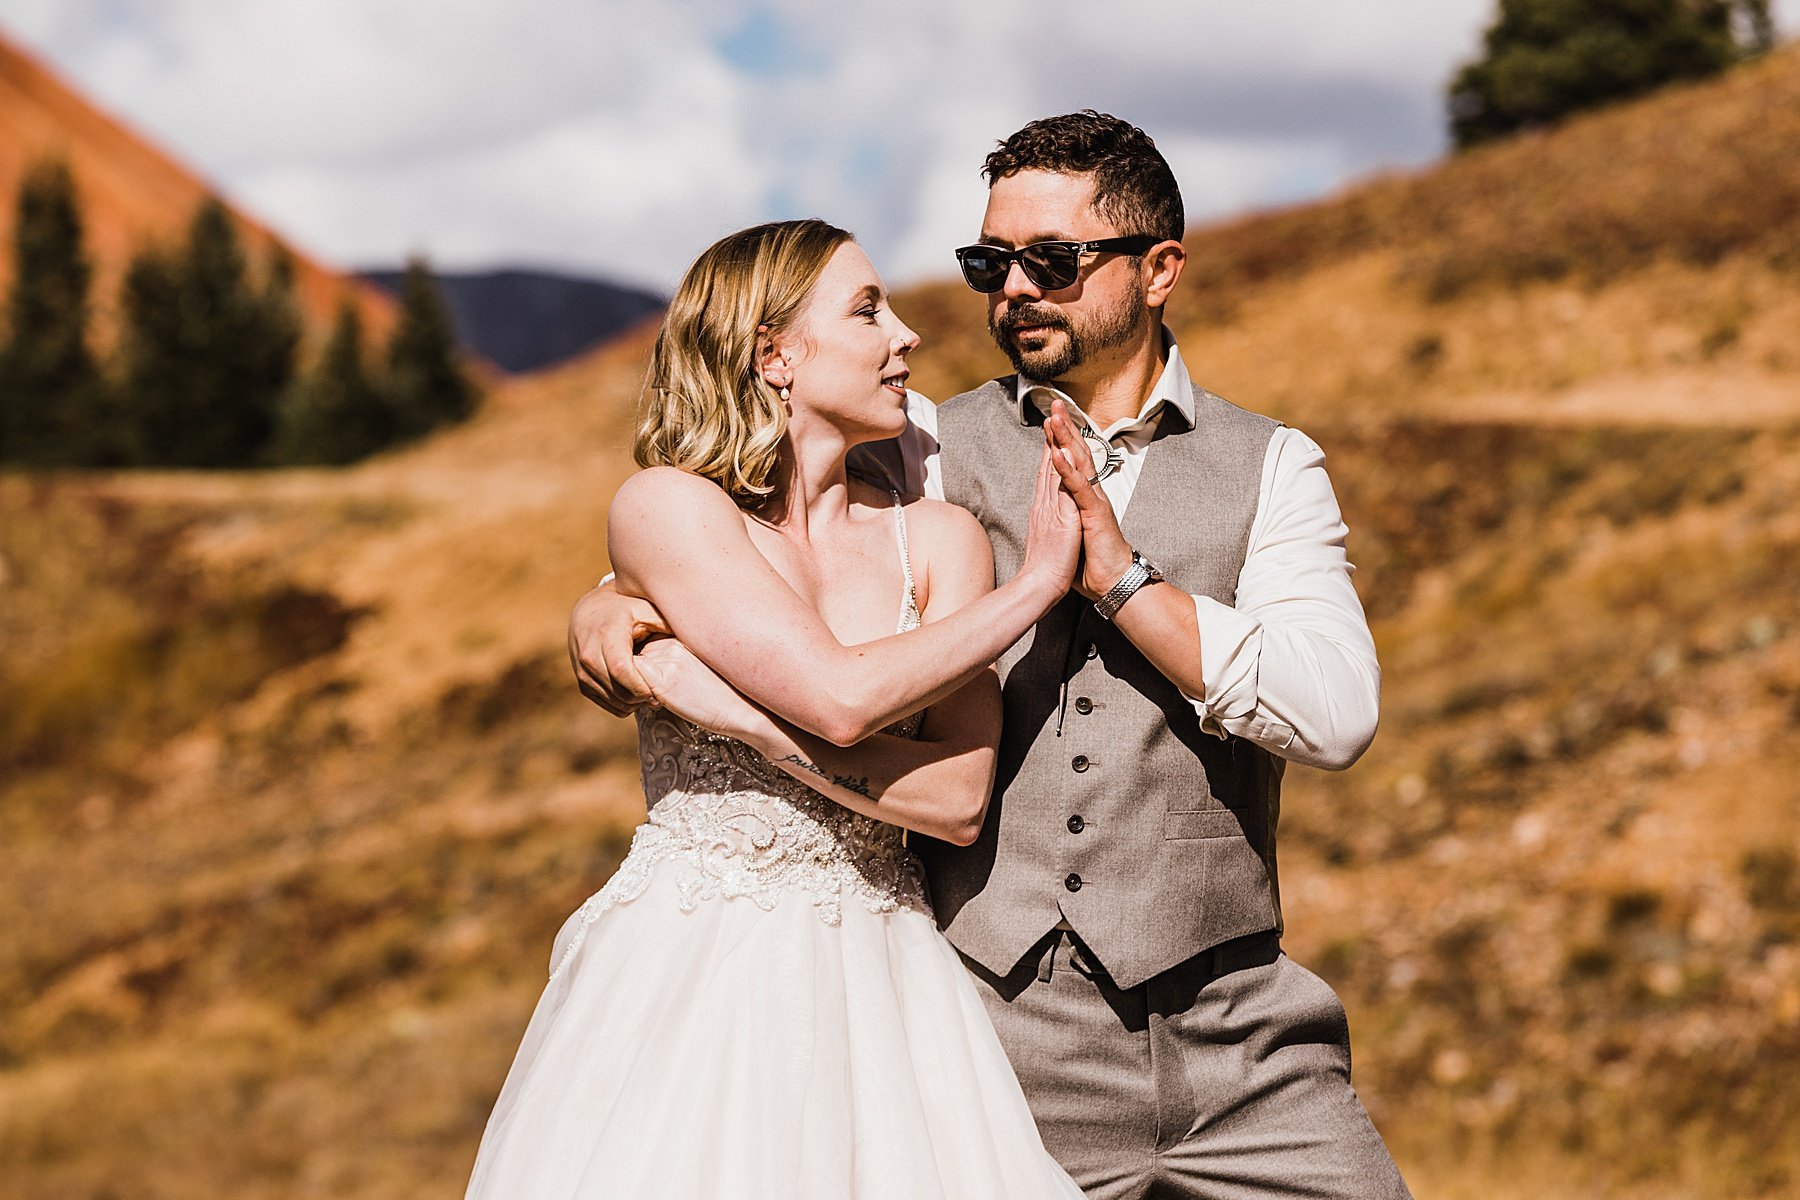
779,243,919,444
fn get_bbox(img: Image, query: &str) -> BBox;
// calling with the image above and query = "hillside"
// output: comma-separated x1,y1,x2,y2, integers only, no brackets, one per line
4,43,1800,1200
0,33,391,344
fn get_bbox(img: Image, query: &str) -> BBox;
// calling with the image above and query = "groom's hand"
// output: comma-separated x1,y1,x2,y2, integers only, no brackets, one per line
1044,399,1136,600
568,580,672,716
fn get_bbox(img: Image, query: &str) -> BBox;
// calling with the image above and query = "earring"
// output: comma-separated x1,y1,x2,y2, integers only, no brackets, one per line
779,386,790,401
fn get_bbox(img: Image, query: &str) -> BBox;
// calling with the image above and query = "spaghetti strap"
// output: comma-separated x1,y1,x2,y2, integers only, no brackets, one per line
890,489,922,631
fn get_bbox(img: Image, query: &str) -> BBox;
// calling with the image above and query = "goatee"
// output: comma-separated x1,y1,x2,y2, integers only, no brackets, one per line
989,293,1146,381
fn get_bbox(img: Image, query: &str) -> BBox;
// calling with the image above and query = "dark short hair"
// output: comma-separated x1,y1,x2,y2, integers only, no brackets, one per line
982,111,1184,244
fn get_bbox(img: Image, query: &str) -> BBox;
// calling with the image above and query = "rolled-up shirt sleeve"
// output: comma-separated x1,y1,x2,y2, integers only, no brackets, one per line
1187,427,1381,771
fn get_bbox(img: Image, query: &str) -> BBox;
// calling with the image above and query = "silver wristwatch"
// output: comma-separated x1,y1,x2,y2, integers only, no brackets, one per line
1094,550,1164,620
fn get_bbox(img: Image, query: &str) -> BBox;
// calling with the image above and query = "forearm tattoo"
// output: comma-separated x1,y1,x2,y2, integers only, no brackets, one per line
776,753,877,801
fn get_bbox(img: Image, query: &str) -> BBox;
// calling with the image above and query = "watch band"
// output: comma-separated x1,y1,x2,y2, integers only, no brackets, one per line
1095,551,1162,620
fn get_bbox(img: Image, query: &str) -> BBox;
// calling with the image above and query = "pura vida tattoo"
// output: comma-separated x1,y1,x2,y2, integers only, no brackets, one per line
777,753,877,801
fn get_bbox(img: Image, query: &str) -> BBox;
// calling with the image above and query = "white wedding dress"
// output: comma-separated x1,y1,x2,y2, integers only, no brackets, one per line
464,501,1081,1199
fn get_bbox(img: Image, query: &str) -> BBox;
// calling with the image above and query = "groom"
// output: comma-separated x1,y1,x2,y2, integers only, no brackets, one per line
570,111,1410,1198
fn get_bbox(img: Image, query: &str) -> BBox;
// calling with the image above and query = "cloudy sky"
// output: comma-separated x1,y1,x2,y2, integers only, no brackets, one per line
5,0,1796,293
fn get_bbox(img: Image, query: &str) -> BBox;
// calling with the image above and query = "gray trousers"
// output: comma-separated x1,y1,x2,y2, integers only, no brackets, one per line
961,930,1412,1200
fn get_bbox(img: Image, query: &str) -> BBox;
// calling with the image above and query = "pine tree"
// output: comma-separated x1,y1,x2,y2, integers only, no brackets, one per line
0,159,106,465
272,302,390,465
249,247,304,463
1449,0,1774,150
115,198,300,466
115,244,186,465
175,199,276,464
383,257,478,443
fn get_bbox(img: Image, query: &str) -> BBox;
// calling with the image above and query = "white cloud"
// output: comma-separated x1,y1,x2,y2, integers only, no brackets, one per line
31,0,680,170
239,101,772,290
886,108,1027,284
7,0,1797,290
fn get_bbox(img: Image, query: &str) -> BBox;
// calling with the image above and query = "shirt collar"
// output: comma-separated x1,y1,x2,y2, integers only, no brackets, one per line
1014,325,1195,435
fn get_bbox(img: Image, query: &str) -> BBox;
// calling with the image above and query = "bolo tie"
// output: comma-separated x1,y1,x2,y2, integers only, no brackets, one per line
1079,423,1123,487
1029,385,1122,486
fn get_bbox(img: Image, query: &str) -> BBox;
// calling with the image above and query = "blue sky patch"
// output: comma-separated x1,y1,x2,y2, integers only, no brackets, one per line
713,7,829,77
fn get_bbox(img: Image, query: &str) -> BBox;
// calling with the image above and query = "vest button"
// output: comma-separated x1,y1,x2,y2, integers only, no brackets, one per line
1084,643,1098,660
1071,754,1090,772
1064,872,1083,892
1074,696,1093,715
1067,814,1085,834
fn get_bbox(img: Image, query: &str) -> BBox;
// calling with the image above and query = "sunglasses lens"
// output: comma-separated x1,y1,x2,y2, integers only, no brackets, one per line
957,242,1086,292
957,247,1011,292
1020,244,1081,290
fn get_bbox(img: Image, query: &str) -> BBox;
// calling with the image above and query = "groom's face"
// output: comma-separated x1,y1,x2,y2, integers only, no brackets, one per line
977,169,1150,385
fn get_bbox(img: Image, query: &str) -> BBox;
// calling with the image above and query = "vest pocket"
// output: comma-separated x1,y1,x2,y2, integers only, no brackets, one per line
1164,809,1252,840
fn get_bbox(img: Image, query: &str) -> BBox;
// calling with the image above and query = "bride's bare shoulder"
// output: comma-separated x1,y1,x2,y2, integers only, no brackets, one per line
610,466,742,529
619,464,730,503
607,468,754,584
899,498,994,609
900,496,988,549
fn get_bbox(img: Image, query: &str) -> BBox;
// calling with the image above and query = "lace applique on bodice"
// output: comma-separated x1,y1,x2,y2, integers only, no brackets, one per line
551,495,929,979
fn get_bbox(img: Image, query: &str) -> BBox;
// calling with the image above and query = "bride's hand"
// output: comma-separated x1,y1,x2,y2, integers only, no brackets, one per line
635,639,777,748
1019,441,1082,595
1043,399,1134,600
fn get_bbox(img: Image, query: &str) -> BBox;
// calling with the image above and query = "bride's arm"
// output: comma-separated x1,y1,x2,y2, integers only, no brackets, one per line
608,458,1073,745
741,682,999,846
638,638,999,845
638,498,1002,843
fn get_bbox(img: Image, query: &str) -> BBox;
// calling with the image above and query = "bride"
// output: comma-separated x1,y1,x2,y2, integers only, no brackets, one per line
463,219,1086,1198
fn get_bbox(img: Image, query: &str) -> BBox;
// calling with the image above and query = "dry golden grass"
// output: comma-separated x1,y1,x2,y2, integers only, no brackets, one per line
0,473,645,1197
1286,420,1800,1197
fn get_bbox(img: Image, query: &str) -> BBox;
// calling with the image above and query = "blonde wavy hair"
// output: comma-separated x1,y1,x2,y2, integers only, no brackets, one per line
636,219,853,506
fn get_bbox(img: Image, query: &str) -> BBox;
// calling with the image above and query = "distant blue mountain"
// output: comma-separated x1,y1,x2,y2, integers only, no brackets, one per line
359,267,665,375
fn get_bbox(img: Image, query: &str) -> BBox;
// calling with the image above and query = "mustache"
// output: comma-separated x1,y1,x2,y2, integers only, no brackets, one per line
994,305,1070,335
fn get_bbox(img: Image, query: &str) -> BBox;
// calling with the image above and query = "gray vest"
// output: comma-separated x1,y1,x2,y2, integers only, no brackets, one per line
911,378,1284,990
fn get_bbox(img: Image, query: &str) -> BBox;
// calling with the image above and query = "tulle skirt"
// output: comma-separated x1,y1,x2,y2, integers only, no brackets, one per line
464,854,1082,1199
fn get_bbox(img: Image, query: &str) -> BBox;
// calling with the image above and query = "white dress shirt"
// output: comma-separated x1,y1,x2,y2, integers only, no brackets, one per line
890,331,1380,772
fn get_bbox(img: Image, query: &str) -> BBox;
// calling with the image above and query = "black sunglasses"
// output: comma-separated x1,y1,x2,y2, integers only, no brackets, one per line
953,236,1161,293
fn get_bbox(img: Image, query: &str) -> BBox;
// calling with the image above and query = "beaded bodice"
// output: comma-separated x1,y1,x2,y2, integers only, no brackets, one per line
550,497,929,979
